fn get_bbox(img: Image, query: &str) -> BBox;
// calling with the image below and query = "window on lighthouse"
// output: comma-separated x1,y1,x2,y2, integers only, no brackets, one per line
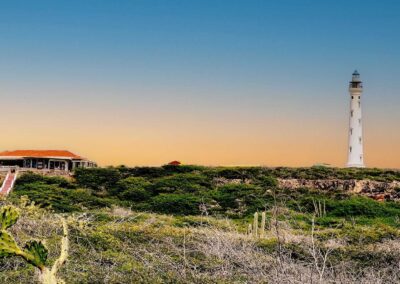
359,137,362,144
351,110,354,117
350,128,353,135
350,147,352,153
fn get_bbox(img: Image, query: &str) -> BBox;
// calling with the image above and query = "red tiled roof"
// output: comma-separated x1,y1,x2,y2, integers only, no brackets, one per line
0,150,83,159
168,160,181,166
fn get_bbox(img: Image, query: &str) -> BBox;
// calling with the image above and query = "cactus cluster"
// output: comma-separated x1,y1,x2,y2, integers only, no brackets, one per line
0,206,48,271
247,211,267,238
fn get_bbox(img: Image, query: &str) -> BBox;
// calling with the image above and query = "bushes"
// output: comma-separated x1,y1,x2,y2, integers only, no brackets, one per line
211,184,269,216
327,197,400,218
150,194,202,215
270,167,400,181
12,182,81,212
10,167,400,218
114,177,151,201
117,165,206,179
11,179,118,213
74,167,121,193
149,173,211,194
16,172,75,189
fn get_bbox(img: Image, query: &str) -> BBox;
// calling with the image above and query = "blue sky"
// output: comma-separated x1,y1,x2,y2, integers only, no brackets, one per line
0,0,399,167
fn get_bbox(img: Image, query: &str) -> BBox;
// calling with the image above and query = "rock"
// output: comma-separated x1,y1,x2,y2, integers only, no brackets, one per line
277,178,400,201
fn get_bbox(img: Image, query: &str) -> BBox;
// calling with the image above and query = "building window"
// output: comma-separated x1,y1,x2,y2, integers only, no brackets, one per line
350,128,353,135
358,101,361,108
351,110,354,117
351,96,354,99
359,137,362,144
350,147,352,153
360,155,363,161
359,119,361,125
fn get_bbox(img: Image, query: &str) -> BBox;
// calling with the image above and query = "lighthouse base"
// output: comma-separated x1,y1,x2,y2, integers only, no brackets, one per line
346,163,366,168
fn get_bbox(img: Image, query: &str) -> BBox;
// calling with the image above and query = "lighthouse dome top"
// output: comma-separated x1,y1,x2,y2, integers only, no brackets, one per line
351,70,361,82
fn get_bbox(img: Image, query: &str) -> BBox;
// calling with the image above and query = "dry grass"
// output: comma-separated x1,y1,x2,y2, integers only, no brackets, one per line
0,202,399,283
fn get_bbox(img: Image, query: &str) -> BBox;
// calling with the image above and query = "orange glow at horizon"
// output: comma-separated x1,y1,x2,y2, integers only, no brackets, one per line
1,91,399,169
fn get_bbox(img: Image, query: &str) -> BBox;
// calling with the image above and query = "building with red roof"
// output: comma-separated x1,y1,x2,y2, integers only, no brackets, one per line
0,150,96,171
168,161,181,166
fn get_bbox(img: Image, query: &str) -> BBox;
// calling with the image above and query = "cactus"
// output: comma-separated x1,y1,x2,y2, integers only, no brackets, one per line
247,224,252,235
0,206,19,230
24,240,48,269
260,211,266,238
253,212,258,238
0,230,23,257
0,205,68,283
312,198,327,218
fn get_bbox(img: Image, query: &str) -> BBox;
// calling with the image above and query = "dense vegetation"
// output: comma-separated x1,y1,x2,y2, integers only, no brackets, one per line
9,166,400,219
2,166,400,283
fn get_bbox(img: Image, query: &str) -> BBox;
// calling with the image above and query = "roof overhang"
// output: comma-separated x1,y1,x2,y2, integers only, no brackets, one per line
0,156,86,160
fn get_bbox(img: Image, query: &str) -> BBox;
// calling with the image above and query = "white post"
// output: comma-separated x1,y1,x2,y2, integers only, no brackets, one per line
347,70,365,168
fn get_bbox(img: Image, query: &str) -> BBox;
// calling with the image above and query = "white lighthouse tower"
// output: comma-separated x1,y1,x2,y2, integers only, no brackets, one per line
347,70,365,168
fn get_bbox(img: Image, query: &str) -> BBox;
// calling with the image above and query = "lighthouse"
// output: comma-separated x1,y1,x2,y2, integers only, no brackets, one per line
347,70,365,168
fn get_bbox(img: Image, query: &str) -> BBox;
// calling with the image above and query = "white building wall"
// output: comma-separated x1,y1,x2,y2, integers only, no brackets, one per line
347,72,365,167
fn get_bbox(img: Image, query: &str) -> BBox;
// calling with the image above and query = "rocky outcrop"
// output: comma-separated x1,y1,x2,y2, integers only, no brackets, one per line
213,177,253,186
278,178,400,201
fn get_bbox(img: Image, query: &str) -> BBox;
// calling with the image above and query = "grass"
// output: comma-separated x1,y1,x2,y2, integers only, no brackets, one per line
0,199,399,283
1,167,399,283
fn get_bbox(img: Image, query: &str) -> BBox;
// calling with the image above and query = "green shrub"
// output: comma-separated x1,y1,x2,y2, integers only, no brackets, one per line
150,194,202,215
11,182,117,213
149,173,211,194
327,197,400,218
16,172,75,189
211,184,269,216
114,177,151,201
74,168,121,193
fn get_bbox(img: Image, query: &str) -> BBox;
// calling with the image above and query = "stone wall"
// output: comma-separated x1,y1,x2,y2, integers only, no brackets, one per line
278,178,400,201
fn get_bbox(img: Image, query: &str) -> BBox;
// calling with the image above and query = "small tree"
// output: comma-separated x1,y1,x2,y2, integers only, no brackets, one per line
0,206,68,284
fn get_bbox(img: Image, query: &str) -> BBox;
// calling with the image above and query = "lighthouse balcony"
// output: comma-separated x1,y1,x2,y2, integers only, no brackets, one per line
349,87,362,93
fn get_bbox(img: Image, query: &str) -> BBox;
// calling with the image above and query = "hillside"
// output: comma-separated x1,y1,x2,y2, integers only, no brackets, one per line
1,166,400,283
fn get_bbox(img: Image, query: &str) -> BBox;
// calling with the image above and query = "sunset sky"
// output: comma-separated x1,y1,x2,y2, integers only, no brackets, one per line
1,0,400,168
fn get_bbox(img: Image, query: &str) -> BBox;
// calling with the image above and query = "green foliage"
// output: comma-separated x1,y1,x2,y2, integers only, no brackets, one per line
149,173,211,194
0,206,19,230
117,164,205,179
114,177,151,201
211,184,269,216
0,206,48,271
269,166,400,181
23,241,48,268
257,175,278,188
0,231,22,257
341,223,399,244
9,166,400,219
74,167,121,192
16,172,75,189
11,181,118,213
212,184,259,208
327,197,400,218
150,194,202,215
205,167,263,180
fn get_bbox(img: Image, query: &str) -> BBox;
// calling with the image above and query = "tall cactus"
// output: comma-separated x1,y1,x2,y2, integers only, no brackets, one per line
260,211,266,238
0,205,68,284
253,212,258,238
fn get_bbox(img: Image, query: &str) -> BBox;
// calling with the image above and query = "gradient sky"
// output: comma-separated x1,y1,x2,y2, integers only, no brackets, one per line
1,0,400,168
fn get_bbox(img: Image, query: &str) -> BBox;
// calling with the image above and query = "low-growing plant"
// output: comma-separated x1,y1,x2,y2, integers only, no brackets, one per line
0,205,68,284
